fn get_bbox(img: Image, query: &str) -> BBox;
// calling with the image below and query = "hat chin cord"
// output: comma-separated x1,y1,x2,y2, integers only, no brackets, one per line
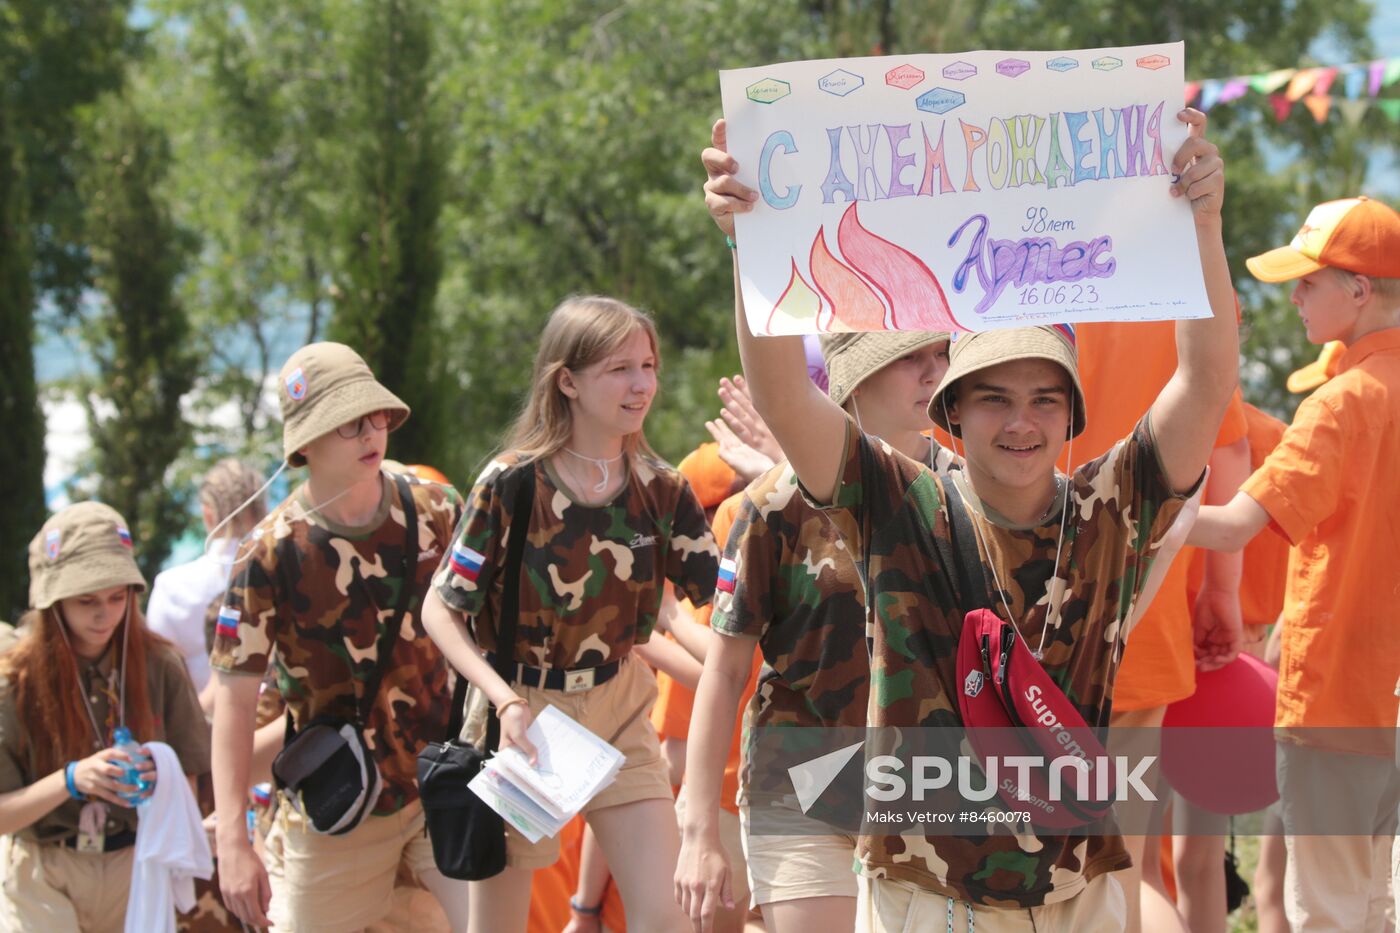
56,590,131,738
939,393,1074,662
204,459,288,557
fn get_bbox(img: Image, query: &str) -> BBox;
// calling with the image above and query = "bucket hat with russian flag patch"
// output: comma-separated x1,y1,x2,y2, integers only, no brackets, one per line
278,342,410,467
28,502,146,610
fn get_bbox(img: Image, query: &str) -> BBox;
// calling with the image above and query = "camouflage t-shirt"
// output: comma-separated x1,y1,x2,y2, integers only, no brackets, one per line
710,461,868,805
817,415,1190,907
712,443,960,805
210,474,463,816
433,453,720,669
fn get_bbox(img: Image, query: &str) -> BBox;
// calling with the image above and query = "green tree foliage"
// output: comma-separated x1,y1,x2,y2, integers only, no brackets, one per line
139,0,346,447
48,0,1390,571
327,0,446,467
78,92,197,579
1,0,131,615
0,104,44,620
431,0,822,480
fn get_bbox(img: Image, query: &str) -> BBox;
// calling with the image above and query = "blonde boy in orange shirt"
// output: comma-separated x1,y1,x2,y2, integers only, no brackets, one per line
1190,196,1400,932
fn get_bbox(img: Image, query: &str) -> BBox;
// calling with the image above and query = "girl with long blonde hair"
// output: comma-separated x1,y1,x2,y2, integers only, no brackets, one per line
424,296,720,933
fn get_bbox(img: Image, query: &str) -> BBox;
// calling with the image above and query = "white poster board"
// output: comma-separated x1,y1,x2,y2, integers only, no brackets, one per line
719,42,1210,335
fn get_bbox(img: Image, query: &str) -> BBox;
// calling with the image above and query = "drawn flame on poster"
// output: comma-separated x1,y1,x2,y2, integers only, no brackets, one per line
766,204,960,335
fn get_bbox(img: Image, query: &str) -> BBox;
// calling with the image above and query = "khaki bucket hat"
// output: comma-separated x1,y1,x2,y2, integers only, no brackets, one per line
820,330,951,407
928,326,1086,438
278,342,410,466
28,502,147,611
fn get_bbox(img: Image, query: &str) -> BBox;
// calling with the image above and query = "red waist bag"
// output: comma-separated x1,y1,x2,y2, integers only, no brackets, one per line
939,479,1115,830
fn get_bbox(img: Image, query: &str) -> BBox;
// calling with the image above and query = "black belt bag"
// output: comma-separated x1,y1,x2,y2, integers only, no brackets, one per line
417,464,535,880
272,474,417,836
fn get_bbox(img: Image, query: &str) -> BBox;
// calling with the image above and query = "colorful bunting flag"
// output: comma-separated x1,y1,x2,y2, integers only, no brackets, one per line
1250,68,1296,94
1302,95,1332,124
1186,56,1399,122
1337,99,1369,127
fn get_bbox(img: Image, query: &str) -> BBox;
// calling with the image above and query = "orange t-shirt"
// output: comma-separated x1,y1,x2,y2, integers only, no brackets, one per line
1240,328,1400,752
1187,403,1290,630
1064,320,1248,710
651,603,709,743
648,493,759,815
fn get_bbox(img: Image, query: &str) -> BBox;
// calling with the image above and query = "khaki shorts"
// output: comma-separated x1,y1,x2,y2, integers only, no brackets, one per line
856,871,1126,932
0,835,135,933
464,655,672,870
1278,741,1400,933
739,806,858,906
264,798,454,932
676,787,752,909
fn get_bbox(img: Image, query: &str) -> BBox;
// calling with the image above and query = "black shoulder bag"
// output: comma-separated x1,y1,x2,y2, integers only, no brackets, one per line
271,473,418,835
417,463,535,880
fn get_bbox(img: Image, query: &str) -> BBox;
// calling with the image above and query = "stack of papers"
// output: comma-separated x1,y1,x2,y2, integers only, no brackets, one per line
467,705,625,842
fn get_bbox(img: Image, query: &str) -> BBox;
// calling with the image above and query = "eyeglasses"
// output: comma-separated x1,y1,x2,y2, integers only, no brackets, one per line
335,410,390,439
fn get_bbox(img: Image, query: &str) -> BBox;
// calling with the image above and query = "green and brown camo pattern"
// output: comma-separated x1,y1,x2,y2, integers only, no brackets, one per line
433,454,719,670
710,460,870,805
211,475,463,816
823,416,1191,907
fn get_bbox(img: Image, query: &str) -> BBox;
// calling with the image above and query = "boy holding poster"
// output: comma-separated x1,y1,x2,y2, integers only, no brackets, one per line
690,103,1238,933
1188,196,1400,933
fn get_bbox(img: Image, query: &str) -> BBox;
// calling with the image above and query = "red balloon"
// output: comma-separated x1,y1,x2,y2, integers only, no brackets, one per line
1161,655,1280,815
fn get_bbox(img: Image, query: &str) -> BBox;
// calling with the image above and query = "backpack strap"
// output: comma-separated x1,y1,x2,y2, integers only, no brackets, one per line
934,475,993,614
356,473,419,727
484,462,537,753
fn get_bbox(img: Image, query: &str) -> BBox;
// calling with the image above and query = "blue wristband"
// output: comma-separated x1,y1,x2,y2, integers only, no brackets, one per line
64,762,85,801
724,234,737,250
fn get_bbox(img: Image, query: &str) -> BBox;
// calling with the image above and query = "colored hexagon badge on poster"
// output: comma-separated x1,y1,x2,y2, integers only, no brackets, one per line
1046,57,1079,73
915,87,966,115
747,78,791,104
818,69,864,97
1137,54,1170,71
884,64,925,89
996,58,1031,78
942,61,977,81
1092,56,1123,72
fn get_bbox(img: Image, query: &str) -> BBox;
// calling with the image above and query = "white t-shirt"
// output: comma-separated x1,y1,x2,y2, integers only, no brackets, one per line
145,537,239,691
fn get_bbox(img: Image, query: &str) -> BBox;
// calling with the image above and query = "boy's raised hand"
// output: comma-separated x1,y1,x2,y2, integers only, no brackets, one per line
1171,109,1224,225
702,119,759,236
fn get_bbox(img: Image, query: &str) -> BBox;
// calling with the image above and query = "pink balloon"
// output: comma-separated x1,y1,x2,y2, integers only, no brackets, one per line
1161,655,1280,815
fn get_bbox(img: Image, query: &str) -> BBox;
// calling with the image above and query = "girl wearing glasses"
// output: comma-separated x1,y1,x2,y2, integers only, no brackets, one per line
424,295,720,933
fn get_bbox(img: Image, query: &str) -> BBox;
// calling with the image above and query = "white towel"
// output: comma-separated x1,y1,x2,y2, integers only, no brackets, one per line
125,741,213,933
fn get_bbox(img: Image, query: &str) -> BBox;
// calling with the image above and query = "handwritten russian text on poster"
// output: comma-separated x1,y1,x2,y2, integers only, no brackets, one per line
719,43,1210,335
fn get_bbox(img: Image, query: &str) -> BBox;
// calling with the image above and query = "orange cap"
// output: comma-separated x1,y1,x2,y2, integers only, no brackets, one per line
678,443,737,508
1246,197,1400,283
1286,341,1345,393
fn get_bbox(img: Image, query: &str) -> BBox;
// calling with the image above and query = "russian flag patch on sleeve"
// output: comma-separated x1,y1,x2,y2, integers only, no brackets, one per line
716,557,738,594
215,607,240,640
449,542,486,582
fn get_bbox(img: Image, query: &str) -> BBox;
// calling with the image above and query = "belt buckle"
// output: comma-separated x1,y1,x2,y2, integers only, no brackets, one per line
563,668,595,693
76,830,104,853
